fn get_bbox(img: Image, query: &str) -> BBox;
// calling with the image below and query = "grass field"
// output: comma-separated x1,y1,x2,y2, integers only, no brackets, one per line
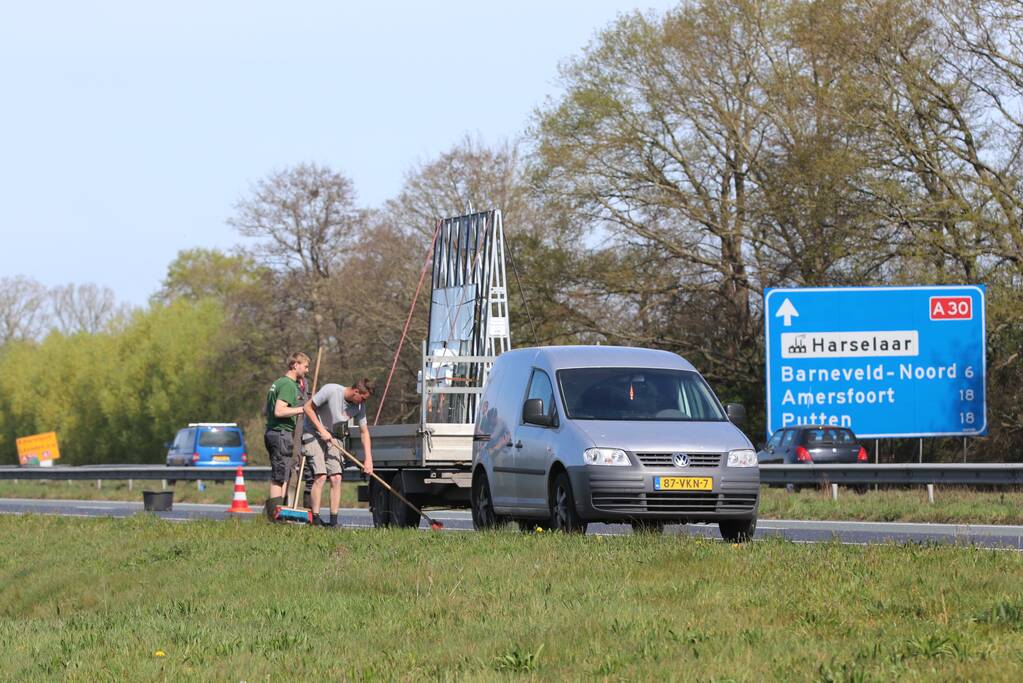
758,486,1023,525
2,480,1021,525
2,517,1023,681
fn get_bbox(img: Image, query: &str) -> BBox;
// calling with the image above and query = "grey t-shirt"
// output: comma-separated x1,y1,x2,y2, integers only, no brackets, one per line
311,384,368,436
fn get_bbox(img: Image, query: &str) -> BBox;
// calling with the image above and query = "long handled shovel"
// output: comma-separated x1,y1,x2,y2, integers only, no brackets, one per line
329,437,444,530
276,346,323,523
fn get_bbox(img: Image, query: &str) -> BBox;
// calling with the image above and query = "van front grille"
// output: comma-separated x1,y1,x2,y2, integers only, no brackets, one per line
591,491,757,514
635,452,722,468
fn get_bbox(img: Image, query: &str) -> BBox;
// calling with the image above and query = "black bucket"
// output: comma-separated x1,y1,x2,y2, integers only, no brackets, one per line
142,490,174,512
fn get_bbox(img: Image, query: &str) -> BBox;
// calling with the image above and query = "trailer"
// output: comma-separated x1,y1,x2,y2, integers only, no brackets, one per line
350,209,512,527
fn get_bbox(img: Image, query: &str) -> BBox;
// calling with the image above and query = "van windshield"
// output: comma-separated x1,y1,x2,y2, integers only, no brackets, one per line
557,367,726,422
198,430,242,447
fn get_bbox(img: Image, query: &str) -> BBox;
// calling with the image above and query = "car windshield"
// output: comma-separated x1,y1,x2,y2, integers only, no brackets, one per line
805,428,856,445
198,429,242,447
557,367,726,421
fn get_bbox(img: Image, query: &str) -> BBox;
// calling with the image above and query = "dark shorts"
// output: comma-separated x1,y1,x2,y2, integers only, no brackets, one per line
264,429,294,484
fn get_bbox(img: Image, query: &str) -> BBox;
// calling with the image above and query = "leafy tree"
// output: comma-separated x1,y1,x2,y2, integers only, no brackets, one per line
0,300,239,465
154,248,264,304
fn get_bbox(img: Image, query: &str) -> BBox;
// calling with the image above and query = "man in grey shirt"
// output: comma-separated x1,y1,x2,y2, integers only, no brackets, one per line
301,379,375,526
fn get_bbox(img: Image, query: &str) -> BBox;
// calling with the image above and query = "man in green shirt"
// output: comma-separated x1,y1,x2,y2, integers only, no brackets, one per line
263,351,310,520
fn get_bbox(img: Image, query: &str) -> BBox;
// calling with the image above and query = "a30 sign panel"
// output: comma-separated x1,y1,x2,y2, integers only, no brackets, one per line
764,286,986,438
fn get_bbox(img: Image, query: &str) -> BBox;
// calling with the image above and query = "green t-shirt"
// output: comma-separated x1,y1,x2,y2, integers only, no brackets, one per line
265,376,300,432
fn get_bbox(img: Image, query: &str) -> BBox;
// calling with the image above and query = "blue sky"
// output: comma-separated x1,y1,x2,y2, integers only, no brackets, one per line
0,1,677,306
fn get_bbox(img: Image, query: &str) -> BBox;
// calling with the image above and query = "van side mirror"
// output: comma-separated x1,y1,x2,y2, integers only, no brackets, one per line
725,403,747,427
523,398,553,427
164,442,173,449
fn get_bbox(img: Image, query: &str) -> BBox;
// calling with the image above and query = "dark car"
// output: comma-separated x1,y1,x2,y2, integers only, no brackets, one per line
166,423,248,468
757,426,868,464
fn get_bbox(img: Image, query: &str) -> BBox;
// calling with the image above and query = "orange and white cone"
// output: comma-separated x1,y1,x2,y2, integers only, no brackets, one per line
227,467,253,513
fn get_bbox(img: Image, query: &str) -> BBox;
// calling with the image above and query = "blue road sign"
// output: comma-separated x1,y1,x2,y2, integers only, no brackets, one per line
764,286,986,439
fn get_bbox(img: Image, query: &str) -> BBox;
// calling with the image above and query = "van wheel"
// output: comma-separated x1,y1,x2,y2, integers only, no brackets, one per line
719,517,757,543
390,473,421,529
471,471,500,530
369,479,391,528
630,519,666,534
550,473,586,534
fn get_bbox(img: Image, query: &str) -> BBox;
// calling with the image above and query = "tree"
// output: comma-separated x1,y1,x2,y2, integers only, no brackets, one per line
386,135,535,238
745,0,903,287
528,0,1023,457
333,219,434,422
386,136,589,347
50,283,127,335
228,163,367,356
532,2,789,408
154,248,264,304
0,276,48,344
835,0,1023,455
0,300,238,465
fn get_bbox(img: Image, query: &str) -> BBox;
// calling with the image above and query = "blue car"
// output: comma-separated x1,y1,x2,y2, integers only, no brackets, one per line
165,423,248,467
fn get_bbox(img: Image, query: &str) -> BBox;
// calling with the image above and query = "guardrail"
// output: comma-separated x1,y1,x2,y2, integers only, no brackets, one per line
759,463,1023,486
0,465,272,482
2,464,1021,486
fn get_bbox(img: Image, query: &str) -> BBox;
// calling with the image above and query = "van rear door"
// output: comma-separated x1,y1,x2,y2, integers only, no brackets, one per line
478,360,516,509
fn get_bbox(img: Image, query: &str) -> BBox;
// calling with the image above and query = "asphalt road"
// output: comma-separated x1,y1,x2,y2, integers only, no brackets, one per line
1,497,1022,550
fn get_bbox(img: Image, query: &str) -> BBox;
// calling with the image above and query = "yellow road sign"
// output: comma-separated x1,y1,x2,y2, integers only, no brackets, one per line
16,431,60,466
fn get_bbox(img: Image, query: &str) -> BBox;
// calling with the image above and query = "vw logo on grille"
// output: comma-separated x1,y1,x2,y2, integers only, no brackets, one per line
672,452,690,468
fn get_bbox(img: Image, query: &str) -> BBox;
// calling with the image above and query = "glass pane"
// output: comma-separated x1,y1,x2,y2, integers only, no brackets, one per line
557,367,726,421
172,430,190,450
805,429,828,444
805,428,856,445
198,430,242,447
526,370,555,414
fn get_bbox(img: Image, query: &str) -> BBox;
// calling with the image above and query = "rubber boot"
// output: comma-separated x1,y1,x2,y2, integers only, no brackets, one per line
265,496,283,522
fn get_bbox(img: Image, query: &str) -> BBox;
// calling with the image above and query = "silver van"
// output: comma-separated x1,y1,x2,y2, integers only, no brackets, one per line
471,346,759,540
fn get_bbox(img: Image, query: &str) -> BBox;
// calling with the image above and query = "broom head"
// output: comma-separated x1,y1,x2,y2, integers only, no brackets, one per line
274,506,313,524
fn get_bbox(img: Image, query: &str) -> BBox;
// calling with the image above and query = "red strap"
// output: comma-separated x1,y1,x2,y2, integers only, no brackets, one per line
373,220,442,425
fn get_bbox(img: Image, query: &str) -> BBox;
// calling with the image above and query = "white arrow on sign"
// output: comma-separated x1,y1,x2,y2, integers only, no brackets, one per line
776,298,799,327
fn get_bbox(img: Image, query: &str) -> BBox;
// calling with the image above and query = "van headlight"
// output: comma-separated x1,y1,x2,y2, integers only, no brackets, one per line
583,448,631,466
727,449,757,467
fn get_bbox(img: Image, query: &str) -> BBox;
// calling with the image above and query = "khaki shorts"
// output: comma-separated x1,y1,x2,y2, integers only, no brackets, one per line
301,435,343,476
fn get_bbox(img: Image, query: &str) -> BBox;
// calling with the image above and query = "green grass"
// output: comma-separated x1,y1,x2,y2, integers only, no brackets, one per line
1,515,1022,681
759,486,1023,525
3,481,1020,525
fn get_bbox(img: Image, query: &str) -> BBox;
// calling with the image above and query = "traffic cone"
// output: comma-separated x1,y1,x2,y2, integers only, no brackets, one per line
227,467,254,513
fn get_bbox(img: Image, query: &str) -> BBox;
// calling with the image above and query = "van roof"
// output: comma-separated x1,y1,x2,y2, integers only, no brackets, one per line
187,423,240,428
502,345,696,372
